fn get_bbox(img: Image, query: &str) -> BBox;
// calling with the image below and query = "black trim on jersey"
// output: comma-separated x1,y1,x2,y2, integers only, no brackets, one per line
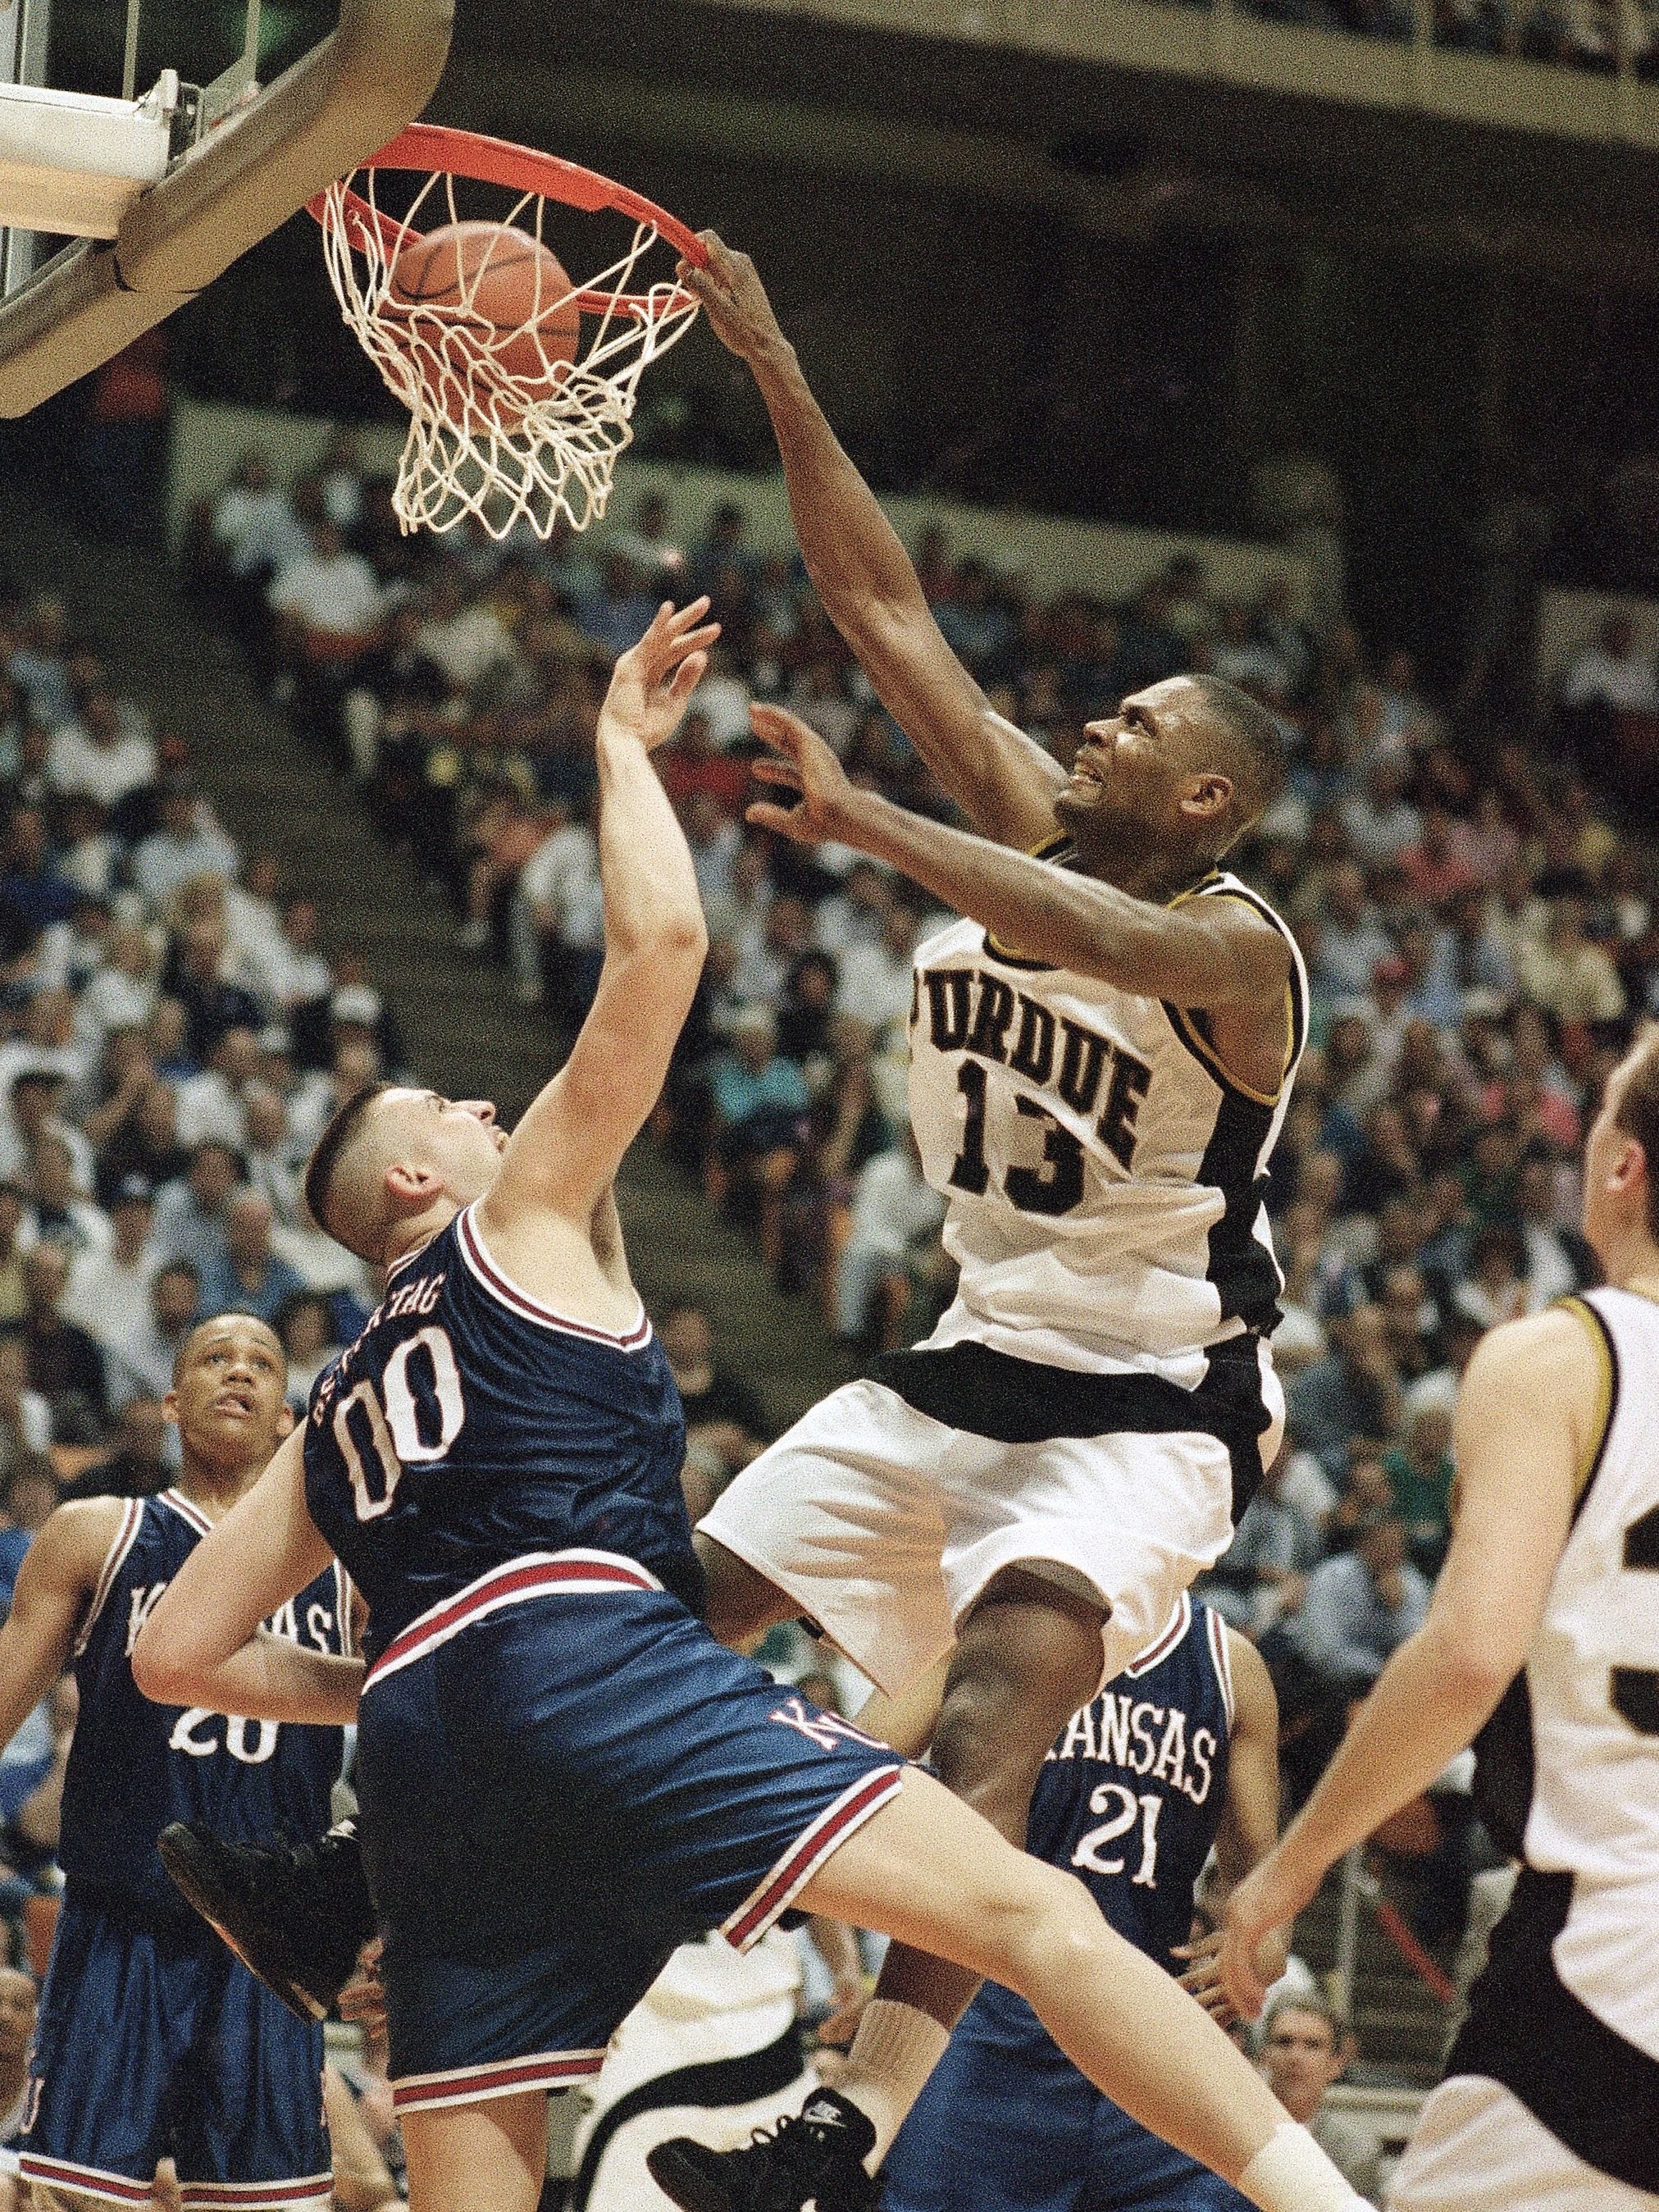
1469,1305,1620,1864
1562,1294,1620,1524
876,1337,1272,1516
1448,1866,1659,2194
569,2024,806,2208
1470,1673,1535,1863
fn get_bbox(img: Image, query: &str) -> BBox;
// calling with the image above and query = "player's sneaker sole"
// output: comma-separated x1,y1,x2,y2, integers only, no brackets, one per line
157,1822,331,2023
645,2141,736,2212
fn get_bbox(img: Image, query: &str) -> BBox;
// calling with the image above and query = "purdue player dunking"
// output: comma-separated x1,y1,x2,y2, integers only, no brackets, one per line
650,236,1307,2212
1220,1026,1659,2209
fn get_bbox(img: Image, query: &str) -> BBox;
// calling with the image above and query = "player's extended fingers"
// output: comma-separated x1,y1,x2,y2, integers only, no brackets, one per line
749,702,815,755
746,800,808,840
665,651,709,705
749,755,804,788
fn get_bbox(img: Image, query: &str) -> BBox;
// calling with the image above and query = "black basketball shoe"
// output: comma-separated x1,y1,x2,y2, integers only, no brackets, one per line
157,1817,376,2023
647,2089,880,2212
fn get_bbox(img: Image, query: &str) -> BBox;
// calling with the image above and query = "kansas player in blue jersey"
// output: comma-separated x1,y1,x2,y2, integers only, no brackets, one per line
135,600,1362,2212
0,1311,352,2212
884,1595,1278,2212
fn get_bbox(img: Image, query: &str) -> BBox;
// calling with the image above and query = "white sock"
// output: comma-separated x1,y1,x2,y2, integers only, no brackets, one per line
835,1998,951,2170
1237,2122,1366,2211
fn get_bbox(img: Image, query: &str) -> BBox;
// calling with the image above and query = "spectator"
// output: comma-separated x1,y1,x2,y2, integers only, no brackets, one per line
0,1336,50,1472
658,1302,770,1493
1382,1401,1455,1575
1200,1443,1325,1640
1259,1995,1382,2205
45,683,156,813
18,1242,106,1439
276,1291,340,1413
835,896,926,1038
104,1261,200,1411
1557,610,1658,714
1283,1507,1429,1802
0,805,77,935
59,1395,170,1500
175,1023,264,1151
28,1133,111,1268
151,1141,240,1279
1286,1304,1402,1483
1515,895,1627,1022
132,779,239,914
833,1132,946,1349
1340,755,1420,872
197,1188,305,1326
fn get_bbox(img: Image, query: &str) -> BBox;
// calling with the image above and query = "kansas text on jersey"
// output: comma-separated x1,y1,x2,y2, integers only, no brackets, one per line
62,1489,349,1918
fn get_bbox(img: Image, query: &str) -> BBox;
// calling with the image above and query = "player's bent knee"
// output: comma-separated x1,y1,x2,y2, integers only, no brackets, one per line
971,1859,1114,1999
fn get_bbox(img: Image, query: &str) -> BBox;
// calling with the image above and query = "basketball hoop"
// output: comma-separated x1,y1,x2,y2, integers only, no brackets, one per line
311,124,708,540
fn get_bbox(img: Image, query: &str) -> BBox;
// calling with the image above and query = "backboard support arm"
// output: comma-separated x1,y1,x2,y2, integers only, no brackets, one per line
0,0,453,416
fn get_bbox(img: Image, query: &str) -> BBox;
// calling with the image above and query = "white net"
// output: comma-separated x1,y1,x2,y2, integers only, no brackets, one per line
318,164,701,539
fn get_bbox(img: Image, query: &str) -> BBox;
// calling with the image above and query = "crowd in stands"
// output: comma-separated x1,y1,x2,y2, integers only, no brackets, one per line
188,436,1659,1990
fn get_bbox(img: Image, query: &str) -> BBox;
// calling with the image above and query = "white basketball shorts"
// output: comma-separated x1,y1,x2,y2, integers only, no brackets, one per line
698,1375,1256,1699
1389,2077,1659,2212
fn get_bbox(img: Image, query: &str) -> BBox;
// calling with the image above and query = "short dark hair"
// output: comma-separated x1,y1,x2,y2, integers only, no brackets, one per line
303,1080,389,1244
1613,1026,1659,1240
1189,673,1288,822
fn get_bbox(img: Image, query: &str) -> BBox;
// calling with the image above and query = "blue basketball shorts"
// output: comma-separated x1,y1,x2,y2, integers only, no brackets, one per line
19,1892,330,2210
883,1995,1254,2212
353,1550,905,2117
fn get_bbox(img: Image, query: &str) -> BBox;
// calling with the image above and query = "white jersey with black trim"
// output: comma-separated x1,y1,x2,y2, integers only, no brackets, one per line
906,861,1307,1384
1519,1287,1659,2059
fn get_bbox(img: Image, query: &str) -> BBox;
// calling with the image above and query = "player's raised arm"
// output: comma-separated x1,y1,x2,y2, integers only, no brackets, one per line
1216,1307,1588,2018
481,599,718,1229
133,1427,364,1726
745,705,1291,1011
680,236,1065,851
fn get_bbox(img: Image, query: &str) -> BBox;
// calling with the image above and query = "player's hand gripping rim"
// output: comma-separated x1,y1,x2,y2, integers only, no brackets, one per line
746,702,859,846
674,231,791,367
1216,1847,1321,2021
597,597,721,756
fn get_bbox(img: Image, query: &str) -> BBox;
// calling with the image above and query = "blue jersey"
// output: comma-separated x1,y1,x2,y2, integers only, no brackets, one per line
302,1202,696,1660
968,1593,1234,2052
885,1597,1247,2212
57,1488,349,1921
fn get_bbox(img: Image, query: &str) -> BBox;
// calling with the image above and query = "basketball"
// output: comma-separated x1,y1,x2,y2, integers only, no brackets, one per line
386,220,581,426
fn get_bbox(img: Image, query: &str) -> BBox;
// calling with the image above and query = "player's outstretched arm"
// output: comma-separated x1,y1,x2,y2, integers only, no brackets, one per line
1217,1306,1590,2018
748,705,1291,1009
680,235,1065,851
1175,1634,1286,2025
0,1500,121,1749
133,1428,365,1726
481,600,716,1234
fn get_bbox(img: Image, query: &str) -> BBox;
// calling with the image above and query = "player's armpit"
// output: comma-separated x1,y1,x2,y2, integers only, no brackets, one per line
0,1498,124,1749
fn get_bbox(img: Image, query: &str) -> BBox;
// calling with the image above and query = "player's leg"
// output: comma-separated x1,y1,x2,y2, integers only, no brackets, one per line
791,1770,1358,2211
400,2090,548,2212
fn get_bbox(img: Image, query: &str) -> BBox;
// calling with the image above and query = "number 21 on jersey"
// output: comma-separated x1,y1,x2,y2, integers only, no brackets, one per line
333,1325,466,1520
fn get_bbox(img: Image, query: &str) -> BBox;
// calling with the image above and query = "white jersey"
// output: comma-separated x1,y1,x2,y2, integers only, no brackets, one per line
906,860,1307,1386
1519,1288,1659,2058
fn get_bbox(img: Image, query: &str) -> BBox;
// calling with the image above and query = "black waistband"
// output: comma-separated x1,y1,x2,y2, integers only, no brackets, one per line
876,1339,1272,1516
